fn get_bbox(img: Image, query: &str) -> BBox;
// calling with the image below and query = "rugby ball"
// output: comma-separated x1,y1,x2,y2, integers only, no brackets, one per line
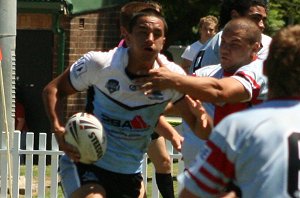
64,112,107,164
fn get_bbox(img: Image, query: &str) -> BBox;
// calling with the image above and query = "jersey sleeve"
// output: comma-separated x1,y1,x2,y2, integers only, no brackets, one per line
178,116,241,197
231,60,267,103
69,50,111,91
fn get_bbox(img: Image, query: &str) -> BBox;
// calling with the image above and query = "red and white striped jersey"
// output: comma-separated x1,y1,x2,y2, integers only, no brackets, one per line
179,99,300,198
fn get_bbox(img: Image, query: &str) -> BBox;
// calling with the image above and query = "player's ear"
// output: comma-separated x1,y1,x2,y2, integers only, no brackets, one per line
120,26,127,38
251,41,261,58
161,37,166,51
124,31,131,46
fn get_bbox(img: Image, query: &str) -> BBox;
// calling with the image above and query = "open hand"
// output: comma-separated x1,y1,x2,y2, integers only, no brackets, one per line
185,95,212,139
135,56,179,95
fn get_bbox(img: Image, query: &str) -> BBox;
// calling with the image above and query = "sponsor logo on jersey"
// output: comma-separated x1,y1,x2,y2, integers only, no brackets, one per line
147,90,164,100
101,114,150,130
73,57,87,77
105,79,120,94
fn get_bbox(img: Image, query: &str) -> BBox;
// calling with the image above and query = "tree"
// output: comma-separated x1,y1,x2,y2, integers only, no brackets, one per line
158,0,300,46
158,0,220,47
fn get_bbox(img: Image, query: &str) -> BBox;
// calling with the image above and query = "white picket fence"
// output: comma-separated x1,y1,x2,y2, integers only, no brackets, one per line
0,131,184,198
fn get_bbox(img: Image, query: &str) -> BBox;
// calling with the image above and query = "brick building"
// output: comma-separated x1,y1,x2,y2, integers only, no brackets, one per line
16,0,126,150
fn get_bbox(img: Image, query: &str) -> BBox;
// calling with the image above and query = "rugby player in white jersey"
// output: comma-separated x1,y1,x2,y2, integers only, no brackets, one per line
179,24,300,198
137,18,268,166
85,2,178,198
171,0,272,171
43,9,207,198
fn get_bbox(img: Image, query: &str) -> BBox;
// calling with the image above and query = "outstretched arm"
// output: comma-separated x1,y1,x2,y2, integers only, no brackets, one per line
136,58,249,104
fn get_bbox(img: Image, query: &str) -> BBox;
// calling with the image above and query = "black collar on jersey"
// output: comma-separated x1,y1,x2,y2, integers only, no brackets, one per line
125,67,149,80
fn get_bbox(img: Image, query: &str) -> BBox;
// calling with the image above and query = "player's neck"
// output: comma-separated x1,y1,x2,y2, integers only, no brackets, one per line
127,52,155,75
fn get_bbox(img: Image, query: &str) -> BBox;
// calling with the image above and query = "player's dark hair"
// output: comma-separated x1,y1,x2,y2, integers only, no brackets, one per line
219,0,268,28
264,25,300,98
128,8,168,34
120,1,162,31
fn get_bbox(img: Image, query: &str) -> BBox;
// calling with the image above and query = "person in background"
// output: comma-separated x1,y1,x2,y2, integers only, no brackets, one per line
181,15,218,73
191,0,271,72
179,24,300,198
15,91,28,165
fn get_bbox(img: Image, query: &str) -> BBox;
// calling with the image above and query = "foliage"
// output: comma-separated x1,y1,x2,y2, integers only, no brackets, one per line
157,0,221,47
156,0,300,46
272,0,300,25
265,2,286,36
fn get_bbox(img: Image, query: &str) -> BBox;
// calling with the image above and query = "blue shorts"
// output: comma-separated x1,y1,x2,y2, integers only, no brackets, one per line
59,155,143,198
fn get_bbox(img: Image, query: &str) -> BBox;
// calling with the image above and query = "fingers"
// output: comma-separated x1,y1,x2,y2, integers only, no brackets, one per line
65,144,81,162
156,56,166,68
185,95,208,128
185,95,197,109
140,82,154,95
55,131,81,162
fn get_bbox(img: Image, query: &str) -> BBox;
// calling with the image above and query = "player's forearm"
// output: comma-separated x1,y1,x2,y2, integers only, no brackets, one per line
42,84,64,133
172,75,224,103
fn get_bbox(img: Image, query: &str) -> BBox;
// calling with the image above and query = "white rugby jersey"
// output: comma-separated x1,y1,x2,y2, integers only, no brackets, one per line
69,47,185,174
195,60,268,125
179,99,300,198
191,31,272,72
181,60,268,168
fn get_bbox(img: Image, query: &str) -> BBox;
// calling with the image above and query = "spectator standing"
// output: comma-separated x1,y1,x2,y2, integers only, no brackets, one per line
15,96,28,164
192,0,271,72
181,15,218,73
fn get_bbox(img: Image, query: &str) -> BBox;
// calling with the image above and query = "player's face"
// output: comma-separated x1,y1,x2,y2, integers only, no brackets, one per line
220,29,255,72
199,22,217,43
244,5,267,32
127,16,166,63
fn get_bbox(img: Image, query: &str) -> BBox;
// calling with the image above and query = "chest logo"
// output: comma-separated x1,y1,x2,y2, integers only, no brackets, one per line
105,79,120,94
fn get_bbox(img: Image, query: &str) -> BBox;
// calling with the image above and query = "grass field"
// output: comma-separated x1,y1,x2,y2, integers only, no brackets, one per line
19,161,182,198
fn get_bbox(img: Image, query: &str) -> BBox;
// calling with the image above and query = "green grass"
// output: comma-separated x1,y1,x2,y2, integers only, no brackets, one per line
19,161,181,198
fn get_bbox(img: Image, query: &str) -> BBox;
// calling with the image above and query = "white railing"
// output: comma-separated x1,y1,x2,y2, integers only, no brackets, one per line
0,131,184,198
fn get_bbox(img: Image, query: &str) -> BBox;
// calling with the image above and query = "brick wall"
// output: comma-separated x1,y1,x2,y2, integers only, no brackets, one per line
17,6,122,122
62,6,121,119
17,13,53,30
